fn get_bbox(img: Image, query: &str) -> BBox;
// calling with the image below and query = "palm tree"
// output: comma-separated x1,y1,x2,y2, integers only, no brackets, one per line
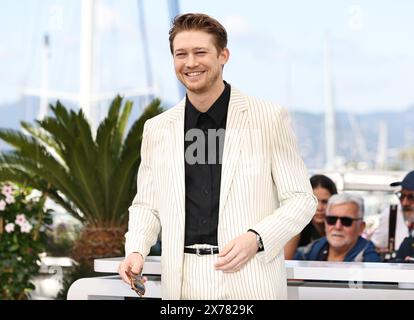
0,96,163,267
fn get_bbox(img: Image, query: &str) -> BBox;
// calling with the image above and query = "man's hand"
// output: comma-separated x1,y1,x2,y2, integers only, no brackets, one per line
118,252,147,285
215,231,259,273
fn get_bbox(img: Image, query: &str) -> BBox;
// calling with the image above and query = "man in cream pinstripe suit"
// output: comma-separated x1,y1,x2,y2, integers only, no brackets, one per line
119,13,317,300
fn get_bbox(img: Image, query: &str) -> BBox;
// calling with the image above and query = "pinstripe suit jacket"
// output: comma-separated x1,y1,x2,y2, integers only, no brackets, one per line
125,87,317,299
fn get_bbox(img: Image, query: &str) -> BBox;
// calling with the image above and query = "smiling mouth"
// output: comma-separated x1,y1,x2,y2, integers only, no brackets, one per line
185,71,205,77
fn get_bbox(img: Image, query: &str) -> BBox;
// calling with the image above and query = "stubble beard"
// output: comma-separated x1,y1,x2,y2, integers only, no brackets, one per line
180,68,221,95
328,233,351,250
403,207,414,223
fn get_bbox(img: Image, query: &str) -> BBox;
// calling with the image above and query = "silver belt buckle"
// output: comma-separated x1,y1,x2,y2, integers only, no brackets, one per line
195,247,216,256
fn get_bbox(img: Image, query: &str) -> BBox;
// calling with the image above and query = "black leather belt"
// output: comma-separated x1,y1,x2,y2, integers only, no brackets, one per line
184,247,219,256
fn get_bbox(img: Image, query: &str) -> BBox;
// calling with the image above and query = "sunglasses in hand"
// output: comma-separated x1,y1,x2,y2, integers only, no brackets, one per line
127,272,146,297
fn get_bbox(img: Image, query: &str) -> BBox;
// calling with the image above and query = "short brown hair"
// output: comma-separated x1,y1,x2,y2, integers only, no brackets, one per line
169,13,228,55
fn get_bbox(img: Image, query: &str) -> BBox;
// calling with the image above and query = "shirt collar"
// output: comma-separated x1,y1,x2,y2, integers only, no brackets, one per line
185,81,231,128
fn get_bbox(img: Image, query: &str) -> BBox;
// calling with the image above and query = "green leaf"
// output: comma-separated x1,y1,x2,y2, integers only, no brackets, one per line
0,96,163,228
9,244,19,252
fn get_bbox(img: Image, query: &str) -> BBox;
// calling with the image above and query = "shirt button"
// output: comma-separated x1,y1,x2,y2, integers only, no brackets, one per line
202,219,208,224
203,189,209,195
203,129,208,135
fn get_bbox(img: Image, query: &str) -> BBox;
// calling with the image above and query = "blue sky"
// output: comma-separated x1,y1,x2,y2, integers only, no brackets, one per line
1,0,414,113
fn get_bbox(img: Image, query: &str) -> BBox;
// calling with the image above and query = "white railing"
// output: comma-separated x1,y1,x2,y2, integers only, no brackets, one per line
67,257,414,300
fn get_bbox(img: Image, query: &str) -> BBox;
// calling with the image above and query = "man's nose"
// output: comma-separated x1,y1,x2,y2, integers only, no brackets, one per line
185,54,198,67
317,201,323,211
401,196,410,207
334,219,343,228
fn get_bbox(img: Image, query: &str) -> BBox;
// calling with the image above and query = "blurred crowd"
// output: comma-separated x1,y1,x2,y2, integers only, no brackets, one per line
284,171,414,263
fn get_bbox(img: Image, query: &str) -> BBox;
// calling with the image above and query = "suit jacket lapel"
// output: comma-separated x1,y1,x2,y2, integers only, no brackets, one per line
167,100,186,232
166,90,248,227
219,88,248,215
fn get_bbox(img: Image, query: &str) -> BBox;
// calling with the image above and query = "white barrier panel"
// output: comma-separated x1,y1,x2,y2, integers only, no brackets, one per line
67,257,414,300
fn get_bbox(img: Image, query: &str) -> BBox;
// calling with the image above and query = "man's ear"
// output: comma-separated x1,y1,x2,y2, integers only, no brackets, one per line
219,47,230,65
359,221,366,235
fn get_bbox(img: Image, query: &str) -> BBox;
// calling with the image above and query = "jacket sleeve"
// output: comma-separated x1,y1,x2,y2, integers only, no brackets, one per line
395,237,411,261
362,241,382,262
124,121,161,258
293,243,312,260
251,106,317,263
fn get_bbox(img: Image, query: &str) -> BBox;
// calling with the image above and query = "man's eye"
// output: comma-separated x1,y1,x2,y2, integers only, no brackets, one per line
175,53,186,57
196,51,206,55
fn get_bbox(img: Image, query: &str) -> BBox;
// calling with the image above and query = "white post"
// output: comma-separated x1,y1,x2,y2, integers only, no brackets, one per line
284,52,292,109
324,35,336,170
137,0,154,107
376,121,388,170
168,0,185,98
80,0,95,131
38,34,50,120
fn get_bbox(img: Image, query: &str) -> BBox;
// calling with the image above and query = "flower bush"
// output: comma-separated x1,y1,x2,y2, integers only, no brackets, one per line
0,182,52,300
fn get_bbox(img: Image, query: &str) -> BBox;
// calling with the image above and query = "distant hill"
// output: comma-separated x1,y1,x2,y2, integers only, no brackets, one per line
291,107,414,169
1,97,413,169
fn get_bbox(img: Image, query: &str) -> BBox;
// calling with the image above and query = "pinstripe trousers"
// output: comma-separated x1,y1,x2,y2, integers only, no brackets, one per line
181,252,226,300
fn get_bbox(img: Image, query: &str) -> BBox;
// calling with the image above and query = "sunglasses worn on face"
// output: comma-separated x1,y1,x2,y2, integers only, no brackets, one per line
325,215,362,227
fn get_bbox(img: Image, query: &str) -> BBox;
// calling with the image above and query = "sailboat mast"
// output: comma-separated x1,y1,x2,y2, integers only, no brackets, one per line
168,0,185,98
137,0,154,104
324,35,336,170
80,0,96,131
38,34,49,120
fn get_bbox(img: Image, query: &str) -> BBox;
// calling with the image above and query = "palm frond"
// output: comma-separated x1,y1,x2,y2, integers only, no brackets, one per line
108,150,140,226
0,152,90,218
21,121,63,159
121,98,163,161
0,96,164,228
113,99,133,156
73,110,97,165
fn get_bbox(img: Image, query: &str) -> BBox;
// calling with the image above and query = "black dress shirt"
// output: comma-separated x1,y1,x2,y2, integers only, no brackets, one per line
184,82,231,246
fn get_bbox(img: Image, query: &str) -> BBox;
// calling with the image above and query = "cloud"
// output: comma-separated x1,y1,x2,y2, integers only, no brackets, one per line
96,2,121,32
96,2,129,33
95,2,139,38
0,47,12,60
222,15,288,60
223,15,253,38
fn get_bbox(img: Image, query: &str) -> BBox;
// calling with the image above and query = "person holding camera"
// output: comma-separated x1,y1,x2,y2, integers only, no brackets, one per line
371,170,414,259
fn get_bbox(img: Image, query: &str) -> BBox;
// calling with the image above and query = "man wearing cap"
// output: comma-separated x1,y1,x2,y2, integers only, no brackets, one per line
371,170,414,254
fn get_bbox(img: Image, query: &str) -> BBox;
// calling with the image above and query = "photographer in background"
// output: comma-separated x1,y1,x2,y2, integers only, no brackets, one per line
371,171,414,260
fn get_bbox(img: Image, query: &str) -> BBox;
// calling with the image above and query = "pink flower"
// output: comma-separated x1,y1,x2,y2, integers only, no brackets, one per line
20,222,33,234
15,214,27,226
1,185,13,197
5,223,15,233
5,195,15,204
0,200,6,211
